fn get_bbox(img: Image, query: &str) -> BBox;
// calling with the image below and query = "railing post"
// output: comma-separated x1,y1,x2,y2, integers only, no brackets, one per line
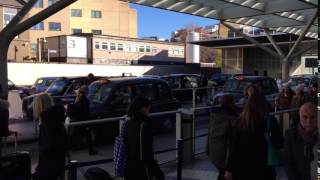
68,160,78,180
177,139,183,180
192,88,196,157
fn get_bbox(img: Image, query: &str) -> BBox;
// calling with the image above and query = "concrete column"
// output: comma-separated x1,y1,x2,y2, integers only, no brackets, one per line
186,32,200,64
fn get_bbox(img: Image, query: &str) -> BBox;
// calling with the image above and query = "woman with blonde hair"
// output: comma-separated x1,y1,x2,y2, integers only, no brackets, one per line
33,93,67,180
33,93,54,125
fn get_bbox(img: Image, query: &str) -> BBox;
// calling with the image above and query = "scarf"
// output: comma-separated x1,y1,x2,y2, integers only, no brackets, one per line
298,124,318,161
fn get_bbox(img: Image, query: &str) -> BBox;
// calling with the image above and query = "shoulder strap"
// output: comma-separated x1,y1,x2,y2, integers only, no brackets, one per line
139,122,144,161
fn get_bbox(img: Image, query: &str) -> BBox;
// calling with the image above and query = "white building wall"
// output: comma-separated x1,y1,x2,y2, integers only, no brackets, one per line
8,63,153,85
186,32,200,64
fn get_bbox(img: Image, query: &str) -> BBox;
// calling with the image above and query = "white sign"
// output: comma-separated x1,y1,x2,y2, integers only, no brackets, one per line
67,36,87,58
48,49,57,53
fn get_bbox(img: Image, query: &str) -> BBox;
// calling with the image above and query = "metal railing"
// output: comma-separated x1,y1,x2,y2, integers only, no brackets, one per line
64,105,301,180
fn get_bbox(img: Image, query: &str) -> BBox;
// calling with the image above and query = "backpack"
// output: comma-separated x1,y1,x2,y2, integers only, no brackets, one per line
113,120,127,177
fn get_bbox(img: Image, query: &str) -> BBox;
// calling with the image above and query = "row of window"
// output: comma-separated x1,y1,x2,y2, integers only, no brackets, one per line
94,42,159,54
168,48,185,56
31,22,61,31
71,9,102,18
34,1,102,19
34,0,57,8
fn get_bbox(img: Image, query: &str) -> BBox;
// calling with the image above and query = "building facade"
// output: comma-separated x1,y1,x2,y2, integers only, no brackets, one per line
0,0,30,61
1,0,137,61
42,34,184,65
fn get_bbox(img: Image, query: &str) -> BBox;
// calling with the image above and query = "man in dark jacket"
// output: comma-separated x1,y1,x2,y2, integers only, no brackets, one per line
284,102,318,180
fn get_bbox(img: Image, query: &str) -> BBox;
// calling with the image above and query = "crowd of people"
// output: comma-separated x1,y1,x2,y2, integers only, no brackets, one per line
0,74,318,180
207,83,318,180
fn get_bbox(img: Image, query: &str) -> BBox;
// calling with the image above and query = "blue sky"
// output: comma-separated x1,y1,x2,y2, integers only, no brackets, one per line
130,4,219,39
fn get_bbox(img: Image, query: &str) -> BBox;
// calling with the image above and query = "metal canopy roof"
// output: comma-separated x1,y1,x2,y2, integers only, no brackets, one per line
190,33,316,48
123,0,318,39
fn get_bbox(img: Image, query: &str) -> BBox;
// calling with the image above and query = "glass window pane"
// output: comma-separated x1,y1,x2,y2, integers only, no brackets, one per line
102,42,108,50
49,22,61,31
31,22,44,30
92,29,102,35
145,46,151,53
34,0,43,8
91,10,102,18
110,43,116,51
117,44,124,51
71,28,82,34
71,9,82,17
48,0,58,6
139,46,145,52
95,42,100,49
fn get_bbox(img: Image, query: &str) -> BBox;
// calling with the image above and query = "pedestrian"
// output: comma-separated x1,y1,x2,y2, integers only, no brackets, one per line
198,74,208,103
67,85,97,155
224,94,283,180
86,73,95,85
275,84,294,111
33,93,67,180
124,96,164,180
284,102,318,180
207,95,238,180
307,81,317,103
0,93,10,157
290,84,307,127
238,84,259,105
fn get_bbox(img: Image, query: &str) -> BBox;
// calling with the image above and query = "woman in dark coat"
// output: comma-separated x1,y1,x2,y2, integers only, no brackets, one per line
225,94,283,180
67,85,97,154
124,96,164,180
33,93,67,180
207,95,238,180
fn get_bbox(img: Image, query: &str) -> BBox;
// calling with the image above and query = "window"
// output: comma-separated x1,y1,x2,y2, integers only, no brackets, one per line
102,42,108,50
71,9,82,17
125,45,131,52
110,43,116,51
34,0,43,8
3,8,17,27
91,10,102,18
139,46,145,53
92,29,102,35
173,49,179,55
117,44,124,51
168,48,173,55
31,22,44,30
145,46,151,53
71,28,82,34
30,43,37,53
179,48,184,55
136,84,157,101
48,0,58,6
152,47,157,54
131,46,138,52
49,22,61,31
110,85,134,106
95,42,100,49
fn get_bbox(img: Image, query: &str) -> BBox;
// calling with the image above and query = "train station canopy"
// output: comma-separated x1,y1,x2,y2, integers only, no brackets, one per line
190,33,317,48
123,0,318,39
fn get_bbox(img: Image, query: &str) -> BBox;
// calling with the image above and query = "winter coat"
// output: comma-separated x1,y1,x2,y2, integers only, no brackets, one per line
67,97,90,122
36,105,67,180
283,127,319,180
207,106,237,168
124,113,164,180
226,116,283,180
0,99,9,137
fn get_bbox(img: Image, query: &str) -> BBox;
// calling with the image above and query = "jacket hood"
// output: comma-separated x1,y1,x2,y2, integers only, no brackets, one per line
0,99,9,109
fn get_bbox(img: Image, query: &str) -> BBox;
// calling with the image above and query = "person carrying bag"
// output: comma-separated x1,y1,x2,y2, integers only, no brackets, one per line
123,96,164,180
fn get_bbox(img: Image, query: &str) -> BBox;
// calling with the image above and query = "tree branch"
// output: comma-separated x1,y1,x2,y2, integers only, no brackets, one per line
2,0,37,33
11,0,78,36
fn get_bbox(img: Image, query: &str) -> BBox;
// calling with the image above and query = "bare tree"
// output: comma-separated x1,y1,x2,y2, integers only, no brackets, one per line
0,0,78,99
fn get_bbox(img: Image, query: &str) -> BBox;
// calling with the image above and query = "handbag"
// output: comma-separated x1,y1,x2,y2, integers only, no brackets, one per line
264,116,282,167
113,120,127,177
